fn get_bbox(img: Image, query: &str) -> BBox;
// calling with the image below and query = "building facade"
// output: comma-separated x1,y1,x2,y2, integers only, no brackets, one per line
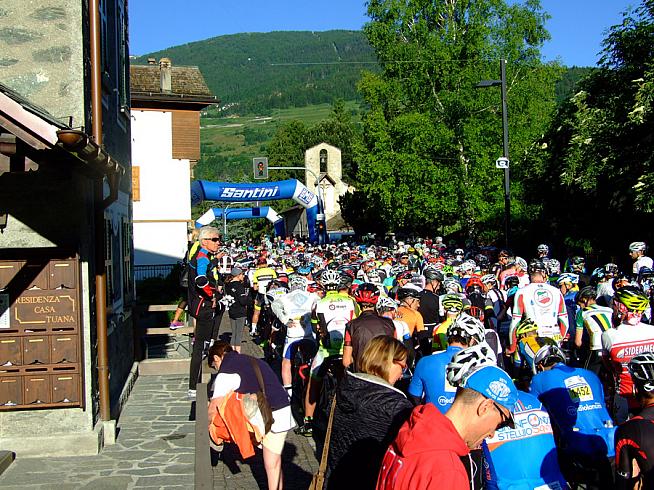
0,0,133,456
130,58,216,271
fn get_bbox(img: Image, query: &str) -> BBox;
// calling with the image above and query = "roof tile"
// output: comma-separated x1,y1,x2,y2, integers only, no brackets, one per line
130,64,212,96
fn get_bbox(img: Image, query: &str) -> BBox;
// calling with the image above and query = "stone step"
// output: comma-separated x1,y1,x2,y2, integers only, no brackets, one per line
0,450,14,476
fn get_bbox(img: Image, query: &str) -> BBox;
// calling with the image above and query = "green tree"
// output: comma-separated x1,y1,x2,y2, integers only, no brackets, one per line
522,0,654,258
345,0,560,240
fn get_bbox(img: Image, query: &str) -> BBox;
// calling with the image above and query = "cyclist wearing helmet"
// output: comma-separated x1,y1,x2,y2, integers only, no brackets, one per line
378,361,518,490
377,296,411,345
271,274,319,395
530,342,616,489
433,294,465,352
614,352,654,490
536,243,550,260
343,283,395,371
389,270,413,300
629,241,653,276
298,271,359,436
596,263,618,306
396,284,425,365
483,339,567,490
575,286,613,375
249,256,278,336
408,316,486,411
417,268,443,356
481,274,505,325
602,286,654,420
508,261,568,355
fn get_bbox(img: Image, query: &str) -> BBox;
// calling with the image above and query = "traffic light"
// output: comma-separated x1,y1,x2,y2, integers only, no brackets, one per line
253,157,268,179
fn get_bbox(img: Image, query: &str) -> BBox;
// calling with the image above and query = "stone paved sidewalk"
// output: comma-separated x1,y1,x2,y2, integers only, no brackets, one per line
0,375,195,489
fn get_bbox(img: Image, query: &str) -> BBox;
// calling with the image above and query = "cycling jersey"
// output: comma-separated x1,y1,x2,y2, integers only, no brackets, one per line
393,319,411,342
484,391,567,490
271,290,318,340
615,404,654,490
530,363,616,458
344,310,396,367
602,322,654,400
252,266,277,293
396,305,424,336
418,289,441,333
313,291,359,355
432,317,454,352
633,255,654,275
577,304,613,351
509,283,568,351
407,345,462,412
516,336,553,369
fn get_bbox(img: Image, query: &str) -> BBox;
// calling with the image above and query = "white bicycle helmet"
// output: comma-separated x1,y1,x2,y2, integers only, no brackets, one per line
537,244,549,254
629,241,647,253
532,343,566,374
629,352,654,393
446,313,485,344
319,269,342,290
446,342,497,387
515,257,528,271
444,278,462,294
481,274,498,288
367,269,382,285
376,295,399,313
557,273,579,286
288,275,308,292
545,258,561,275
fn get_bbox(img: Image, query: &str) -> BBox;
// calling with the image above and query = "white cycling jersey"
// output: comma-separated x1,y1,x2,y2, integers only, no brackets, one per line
510,282,568,346
314,291,359,353
634,256,654,274
271,290,318,340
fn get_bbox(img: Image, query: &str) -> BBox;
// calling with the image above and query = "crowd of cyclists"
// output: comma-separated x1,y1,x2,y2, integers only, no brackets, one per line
188,227,654,489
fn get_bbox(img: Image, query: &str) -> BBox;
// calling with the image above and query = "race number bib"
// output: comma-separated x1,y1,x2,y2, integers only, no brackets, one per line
564,375,593,402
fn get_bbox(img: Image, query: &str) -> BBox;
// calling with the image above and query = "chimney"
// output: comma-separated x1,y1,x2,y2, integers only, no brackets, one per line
159,57,172,93
147,57,156,65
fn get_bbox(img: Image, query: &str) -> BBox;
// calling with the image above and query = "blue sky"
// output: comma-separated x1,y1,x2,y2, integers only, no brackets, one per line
129,0,637,66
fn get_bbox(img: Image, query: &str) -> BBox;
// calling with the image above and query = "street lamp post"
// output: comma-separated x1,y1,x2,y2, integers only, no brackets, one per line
476,59,510,249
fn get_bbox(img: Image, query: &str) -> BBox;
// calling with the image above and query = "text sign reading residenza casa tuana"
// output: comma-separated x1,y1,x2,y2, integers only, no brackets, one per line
12,290,77,327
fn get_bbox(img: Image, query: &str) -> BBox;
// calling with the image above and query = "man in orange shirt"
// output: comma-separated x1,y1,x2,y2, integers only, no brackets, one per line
396,284,425,367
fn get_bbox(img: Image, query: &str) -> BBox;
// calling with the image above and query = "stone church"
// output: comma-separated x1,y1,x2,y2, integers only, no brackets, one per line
282,142,354,238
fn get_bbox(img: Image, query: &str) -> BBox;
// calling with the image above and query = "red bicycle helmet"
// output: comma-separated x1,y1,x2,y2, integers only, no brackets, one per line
465,275,485,293
353,282,380,305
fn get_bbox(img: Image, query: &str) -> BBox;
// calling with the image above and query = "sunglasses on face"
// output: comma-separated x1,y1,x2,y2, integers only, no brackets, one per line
493,402,513,430
394,359,407,370
204,237,221,242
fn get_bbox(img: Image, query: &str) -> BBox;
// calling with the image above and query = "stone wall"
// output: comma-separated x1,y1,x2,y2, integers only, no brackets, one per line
0,1,85,128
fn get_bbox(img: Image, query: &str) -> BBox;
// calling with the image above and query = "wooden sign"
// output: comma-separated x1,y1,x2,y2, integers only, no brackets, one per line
13,290,77,328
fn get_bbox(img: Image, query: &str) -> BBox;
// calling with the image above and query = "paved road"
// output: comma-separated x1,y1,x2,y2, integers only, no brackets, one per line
212,319,319,489
0,314,319,489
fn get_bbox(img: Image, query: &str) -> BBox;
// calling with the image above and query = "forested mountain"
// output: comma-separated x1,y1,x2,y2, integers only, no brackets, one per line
133,30,588,114
133,30,376,113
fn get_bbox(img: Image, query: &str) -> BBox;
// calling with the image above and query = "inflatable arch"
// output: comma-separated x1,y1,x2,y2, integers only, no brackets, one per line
191,179,323,242
196,206,286,237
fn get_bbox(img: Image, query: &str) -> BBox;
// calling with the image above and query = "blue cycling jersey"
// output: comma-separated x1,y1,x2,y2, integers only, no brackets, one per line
530,363,615,458
407,345,462,412
484,391,567,490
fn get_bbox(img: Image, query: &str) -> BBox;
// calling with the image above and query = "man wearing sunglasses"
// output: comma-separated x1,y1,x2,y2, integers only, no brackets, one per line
377,364,518,489
187,226,226,400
